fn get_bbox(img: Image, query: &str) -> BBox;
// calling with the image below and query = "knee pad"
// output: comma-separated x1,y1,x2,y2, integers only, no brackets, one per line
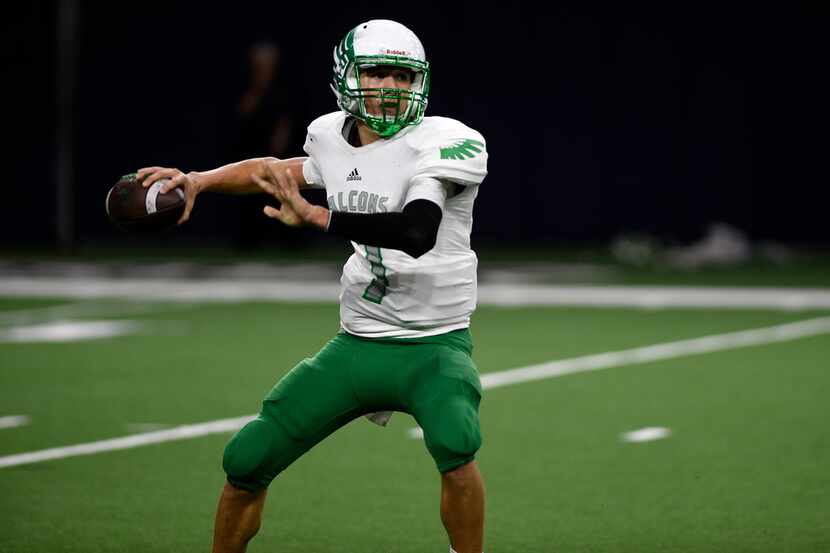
222,417,273,490
222,414,296,491
420,388,483,473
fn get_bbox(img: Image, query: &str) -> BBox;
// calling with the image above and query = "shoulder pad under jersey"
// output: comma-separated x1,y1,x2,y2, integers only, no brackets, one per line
406,116,487,186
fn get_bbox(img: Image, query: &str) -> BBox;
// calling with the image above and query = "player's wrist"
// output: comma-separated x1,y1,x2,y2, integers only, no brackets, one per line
187,171,208,194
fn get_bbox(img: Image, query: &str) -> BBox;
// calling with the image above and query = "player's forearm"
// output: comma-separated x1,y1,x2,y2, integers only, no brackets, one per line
192,157,308,195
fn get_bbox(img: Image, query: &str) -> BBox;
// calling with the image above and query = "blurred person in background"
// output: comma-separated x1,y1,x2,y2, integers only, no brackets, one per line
229,41,298,250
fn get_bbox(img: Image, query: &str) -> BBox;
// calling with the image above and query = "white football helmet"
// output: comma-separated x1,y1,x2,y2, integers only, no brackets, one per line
331,20,430,137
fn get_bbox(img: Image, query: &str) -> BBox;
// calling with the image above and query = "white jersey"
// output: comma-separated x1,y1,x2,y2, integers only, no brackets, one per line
302,111,488,338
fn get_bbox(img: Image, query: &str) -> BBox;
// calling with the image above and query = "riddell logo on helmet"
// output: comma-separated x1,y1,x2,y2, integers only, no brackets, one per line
383,49,409,56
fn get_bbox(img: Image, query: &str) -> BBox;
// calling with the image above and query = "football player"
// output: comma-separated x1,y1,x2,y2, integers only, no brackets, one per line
138,19,487,553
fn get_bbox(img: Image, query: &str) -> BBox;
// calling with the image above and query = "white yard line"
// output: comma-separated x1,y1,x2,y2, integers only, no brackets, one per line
0,415,30,430
621,427,672,443
479,284,830,310
1,277,830,309
0,416,254,469
0,278,341,304
0,299,200,327
0,320,143,343
0,301,82,325
1,316,829,469
478,315,830,389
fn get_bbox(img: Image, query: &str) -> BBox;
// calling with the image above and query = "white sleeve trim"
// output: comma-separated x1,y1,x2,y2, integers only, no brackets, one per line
404,176,450,210
302,157,325,189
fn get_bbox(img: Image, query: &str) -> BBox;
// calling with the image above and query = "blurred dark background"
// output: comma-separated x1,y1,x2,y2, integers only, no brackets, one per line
4,2,828,254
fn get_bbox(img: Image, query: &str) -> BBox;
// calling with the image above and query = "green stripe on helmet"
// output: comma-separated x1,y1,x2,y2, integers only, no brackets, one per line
336,28,355,69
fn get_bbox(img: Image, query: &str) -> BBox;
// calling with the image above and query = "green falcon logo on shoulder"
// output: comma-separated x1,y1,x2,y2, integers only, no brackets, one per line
440,139,485,160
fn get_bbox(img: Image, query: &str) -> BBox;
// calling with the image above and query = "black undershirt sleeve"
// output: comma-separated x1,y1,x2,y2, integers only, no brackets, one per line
327,199,443,259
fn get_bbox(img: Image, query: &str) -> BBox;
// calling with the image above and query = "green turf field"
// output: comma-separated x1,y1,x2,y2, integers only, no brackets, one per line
1,298,829,552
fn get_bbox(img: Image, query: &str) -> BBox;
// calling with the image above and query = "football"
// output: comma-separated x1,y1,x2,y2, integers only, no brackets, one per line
105,173,185,233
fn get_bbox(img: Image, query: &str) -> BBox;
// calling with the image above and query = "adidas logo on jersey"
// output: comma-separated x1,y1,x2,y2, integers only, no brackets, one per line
346,168,362,182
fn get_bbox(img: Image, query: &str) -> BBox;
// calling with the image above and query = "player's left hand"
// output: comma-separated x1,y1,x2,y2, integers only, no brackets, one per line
254,161,328,229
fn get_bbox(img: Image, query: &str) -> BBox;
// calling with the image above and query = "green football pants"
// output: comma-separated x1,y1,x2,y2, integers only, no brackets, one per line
222,328,482,491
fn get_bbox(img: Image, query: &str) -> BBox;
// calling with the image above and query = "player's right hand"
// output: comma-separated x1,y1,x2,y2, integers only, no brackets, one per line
136,166,201,224
253,161,329,230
